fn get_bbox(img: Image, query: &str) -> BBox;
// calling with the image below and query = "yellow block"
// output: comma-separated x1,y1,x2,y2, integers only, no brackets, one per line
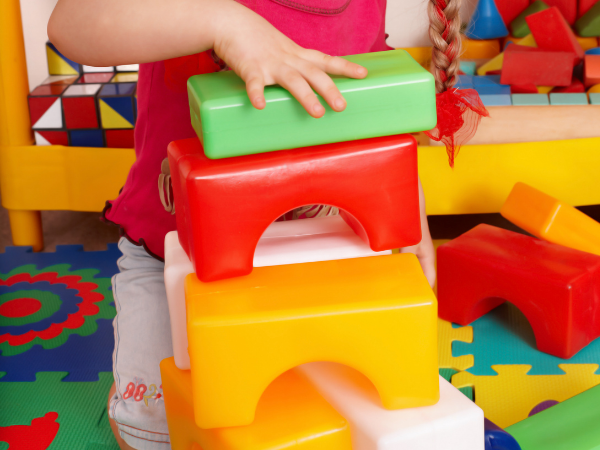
501,182,600,256
588,84,600,94
461,36,501,60
99,99,134,128
453,365,600,428
46,45,79,76
477,34,537,75
401,47,432,68
418,138,600,215
185,253,439,429
576,36,599,51
161,358,351,450
537,86,553,94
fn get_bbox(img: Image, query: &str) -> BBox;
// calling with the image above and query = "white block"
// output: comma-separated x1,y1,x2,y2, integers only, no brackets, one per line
164,215,392,370
298,362,485,450
116,64,139,72
82,64,115,73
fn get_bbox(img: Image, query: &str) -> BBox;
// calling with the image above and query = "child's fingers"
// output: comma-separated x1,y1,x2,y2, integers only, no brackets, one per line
298,63,346,112
243,71,266,110
303,50,368,79
275,68,325,118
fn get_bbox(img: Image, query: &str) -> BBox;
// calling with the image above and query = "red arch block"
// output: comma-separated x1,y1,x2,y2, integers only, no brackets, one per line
168,135,421,282
437,224,600,359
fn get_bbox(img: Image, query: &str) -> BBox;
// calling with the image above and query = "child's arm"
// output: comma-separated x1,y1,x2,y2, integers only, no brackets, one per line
48,0,366,118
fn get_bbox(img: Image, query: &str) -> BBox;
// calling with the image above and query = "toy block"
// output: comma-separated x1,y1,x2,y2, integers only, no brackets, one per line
510,84,540,93
474,74,502,85
68,129,104,147
46,42,81,75
580,0,600,17
586,46,600,54
104,129,134,148
590,83,600,92
168,135,420,282
76,73,114,84
501,182,600,256
188,50,435,159
510,1,549,38
81,65,114,73
541,0,577,24
584,54,600,86
62,84,101,129
115,64,139,72
460,60,477,75
476,85,511,95
477,33,537,75
537,85,554,93
506,385,600,450
549,92,589,104
576,1,600,36
185,253,439,428
480,94,512,105
465,0,509,40
111,72,138,83
161,359,351,450
485,419,522,450
461,36,502,59
500,45,575,86
97,83,136,129
40,75,78,86
590,92,600,103
511,93,550,105
437,224,600,359
165,216,392,370
526,7,584,63
34,130,69,146
577,36,600,51
494,0,530,25
28,85,66,129
456,74,476,89
299,363,484,450
552,76,585,92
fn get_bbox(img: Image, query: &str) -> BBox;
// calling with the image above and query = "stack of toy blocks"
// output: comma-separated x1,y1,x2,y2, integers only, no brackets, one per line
160,49,485,450
27,42,138,148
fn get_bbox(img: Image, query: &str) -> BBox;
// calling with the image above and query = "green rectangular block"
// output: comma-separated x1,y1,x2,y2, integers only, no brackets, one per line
512,93,550,106
576,1,600,37
506,385,600,450
589,93,600,105
549,93,589,105
510,0,549,38
187,50,436,159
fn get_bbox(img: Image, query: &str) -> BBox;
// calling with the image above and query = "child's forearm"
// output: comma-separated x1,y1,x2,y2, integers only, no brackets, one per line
48,0,248,66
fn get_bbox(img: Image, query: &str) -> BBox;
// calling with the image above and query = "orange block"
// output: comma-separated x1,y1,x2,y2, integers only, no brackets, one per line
584,55,600,87
160,358,352,450
461,36,501,59
501,182,600,256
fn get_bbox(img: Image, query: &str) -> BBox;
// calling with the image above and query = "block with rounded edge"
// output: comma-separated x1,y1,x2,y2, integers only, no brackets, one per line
510,0,549,38
541,0,577,24
465,0,509,40
584,54,600,86
576,1,600,36
187,50,436,159
495,0,530,25
500,45,575,86
160,358,352,450
298,362,484,450
185,253,439,429
168,135,421,282
164,216,392,370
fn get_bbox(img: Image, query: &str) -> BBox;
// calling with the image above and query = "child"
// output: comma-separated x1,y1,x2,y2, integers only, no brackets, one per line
48,0,461,448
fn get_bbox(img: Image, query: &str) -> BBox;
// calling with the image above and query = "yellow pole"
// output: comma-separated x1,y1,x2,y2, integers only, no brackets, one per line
0,0,44,250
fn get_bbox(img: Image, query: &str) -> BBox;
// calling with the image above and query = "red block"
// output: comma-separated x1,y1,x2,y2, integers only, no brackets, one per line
34,130,69,146
552,76,585,92
500,45,575,86
105,129,134,148
28,85,67,129
168,135,421,282
579,0,600,17
62,96,99,129
541,0,577,24
510,83,539,93
437,224,600,359
526,7,584,63
495,0,530,25
584,54,600,86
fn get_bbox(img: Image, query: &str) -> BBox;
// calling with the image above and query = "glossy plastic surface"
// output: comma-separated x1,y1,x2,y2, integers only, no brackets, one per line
485,418,522,450
168,135,420,282
437,224,600,359
506,385,600,450
465,0,509,40
299,363,484,450
501,182,600,256
185,253,439,428
164,217,391,369
160,358,352,449
187,50,436,159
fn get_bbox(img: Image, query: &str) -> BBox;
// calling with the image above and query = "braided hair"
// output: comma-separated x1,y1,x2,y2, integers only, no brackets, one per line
428,0,462,93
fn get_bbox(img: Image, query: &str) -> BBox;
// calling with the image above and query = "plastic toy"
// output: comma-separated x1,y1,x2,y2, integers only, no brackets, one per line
187,50,436,159
164,217,391,370
494,0,530,25
576,36,600,50
437,224,600,359
45,42,80,76
549,92,589,104
168,135,421,282
500,182,600,256
465,0,509,40
511,93,550,105
506,385,600,450
77,72,114,84
590,92,600,103
510,1,549,38
104,129,134,148
161,358,352,450
584,54,600,86
526,7,584,62
543,0,577,24
452,364,600,428
576,1,600,36
552,77,586,93
98,82,137,129
68,129,104,147
484,419,521,450
460,36,502,59
580,0,600,17
184,253,438,428
62,84,102,129
28,84,66,131
477,34,537,75
299,362,484,450
586,47,600,54
500,45,576,87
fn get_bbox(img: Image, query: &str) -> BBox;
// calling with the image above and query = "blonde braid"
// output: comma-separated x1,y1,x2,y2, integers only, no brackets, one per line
428,0,462,93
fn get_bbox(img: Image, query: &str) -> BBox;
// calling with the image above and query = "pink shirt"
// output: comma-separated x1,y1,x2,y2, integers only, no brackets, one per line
103,0,392,260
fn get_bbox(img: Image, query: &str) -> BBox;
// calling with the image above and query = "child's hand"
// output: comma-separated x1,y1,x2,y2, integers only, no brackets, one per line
213,5,368,118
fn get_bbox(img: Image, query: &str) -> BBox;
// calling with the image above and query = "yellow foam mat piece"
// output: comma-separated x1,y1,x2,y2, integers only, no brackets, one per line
46,46,78,76
99,99,133,129
477,34,536,76
438,319,474,372
452,364,600,428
